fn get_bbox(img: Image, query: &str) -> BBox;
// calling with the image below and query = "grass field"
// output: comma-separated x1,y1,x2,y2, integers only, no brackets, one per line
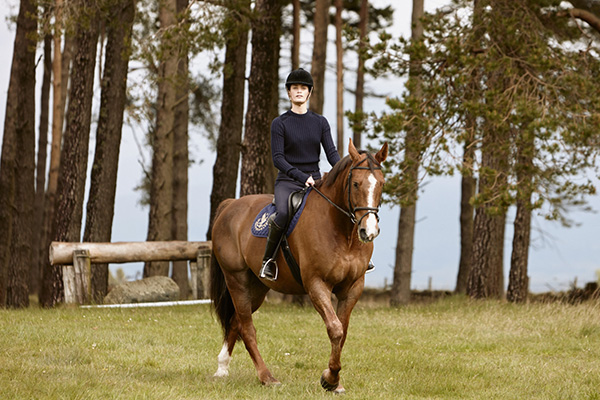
1,296,599,399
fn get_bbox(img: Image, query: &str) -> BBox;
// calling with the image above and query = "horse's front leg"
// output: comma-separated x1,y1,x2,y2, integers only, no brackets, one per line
335,276,365,350
307,280,346,394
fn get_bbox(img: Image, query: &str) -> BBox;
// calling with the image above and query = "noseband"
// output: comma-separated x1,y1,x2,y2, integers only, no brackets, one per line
312,157,382,225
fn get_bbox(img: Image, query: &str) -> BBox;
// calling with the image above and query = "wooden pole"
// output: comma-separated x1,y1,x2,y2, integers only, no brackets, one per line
49,241,212,265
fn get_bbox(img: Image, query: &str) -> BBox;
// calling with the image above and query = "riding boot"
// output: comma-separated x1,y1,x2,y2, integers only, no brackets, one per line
259,219,286,281
366,260,375,273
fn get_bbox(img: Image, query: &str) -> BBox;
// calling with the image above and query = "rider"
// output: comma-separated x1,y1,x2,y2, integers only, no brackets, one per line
259,68,375,281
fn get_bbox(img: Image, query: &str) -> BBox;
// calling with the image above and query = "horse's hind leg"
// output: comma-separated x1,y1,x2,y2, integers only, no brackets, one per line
214,316,241,377
221,271,278,386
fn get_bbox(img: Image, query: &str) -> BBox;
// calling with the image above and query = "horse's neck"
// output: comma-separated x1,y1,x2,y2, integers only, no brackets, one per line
315,181,356,240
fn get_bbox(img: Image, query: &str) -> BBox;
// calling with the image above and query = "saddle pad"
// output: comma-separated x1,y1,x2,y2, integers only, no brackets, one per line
251,189,311,238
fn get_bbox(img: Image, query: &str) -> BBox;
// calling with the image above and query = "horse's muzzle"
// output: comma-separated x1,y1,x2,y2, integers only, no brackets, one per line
358,225,380,243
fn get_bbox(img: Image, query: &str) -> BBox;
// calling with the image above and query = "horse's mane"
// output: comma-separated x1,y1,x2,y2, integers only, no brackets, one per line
315,150,381,189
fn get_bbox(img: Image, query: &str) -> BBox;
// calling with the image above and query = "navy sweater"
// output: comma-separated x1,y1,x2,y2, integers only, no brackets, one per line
271,110,341,183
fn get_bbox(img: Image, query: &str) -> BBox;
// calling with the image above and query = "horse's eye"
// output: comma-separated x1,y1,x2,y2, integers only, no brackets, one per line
353,182,359,189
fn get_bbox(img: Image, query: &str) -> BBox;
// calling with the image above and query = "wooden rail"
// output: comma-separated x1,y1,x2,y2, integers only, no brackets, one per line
49,241,212,305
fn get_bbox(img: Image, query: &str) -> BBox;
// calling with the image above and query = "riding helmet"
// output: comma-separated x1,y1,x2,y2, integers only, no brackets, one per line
285,68,314,91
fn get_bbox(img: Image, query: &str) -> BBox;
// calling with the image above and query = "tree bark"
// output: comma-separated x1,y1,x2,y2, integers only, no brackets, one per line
507,130,535,303
390,0,424,307
352,0,368,149
455,142,475,294
310,0,330,115
31,9,52,296
145,0,178,277
207,0,249,239
335,0,344,155
291,0,300,70
40,0,100,307
240,0,280,196
83,0,135,303
0,0,37,308
171,0,190,299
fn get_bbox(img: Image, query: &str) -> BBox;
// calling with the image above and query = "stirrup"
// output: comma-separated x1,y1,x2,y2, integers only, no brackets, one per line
366,261,375,274
259,259,279,281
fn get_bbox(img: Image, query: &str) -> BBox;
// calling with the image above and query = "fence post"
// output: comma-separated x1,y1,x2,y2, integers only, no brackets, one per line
62,265,77,304
190,261,198,299
193,248,211,299
73,249,91,304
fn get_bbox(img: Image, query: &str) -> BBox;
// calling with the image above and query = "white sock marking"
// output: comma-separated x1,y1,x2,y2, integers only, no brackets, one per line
214,342,231,377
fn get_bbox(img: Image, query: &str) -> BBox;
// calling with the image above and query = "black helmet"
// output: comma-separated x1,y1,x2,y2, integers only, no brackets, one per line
285,68,314,91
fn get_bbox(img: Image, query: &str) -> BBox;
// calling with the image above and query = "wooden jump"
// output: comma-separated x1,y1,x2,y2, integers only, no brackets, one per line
49,241,212,305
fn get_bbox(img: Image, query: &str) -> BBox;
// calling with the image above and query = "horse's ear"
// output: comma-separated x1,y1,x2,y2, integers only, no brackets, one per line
375,142,388,163
348,138,360,161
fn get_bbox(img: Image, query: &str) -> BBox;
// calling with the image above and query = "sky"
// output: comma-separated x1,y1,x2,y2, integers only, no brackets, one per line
1,0,599,293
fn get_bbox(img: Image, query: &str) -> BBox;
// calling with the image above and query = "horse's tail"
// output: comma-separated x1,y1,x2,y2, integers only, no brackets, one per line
209,199,236,339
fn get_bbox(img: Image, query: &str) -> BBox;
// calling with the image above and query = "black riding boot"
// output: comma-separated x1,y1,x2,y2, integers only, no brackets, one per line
259,220,285,281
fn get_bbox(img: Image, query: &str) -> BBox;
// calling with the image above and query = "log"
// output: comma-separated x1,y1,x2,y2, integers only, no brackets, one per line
50,241,212,265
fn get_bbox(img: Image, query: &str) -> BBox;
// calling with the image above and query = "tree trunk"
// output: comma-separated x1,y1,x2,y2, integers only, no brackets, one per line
335,0,344,155
310,0,330,115
240,0,280,196
171,0,190,299
40,0,71,300
507,130,535,303
207,0,249,239
40,0,100,307
83,0,135,303
31,10,52,296
455,141,475,294
0,0,37,308
466,139,506,299
291,0,300,70
390,0,424,307
352,0,368,149
144,0,178,277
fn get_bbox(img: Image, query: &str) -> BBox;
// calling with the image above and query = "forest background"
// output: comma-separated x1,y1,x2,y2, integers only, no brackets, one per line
1,0,600,308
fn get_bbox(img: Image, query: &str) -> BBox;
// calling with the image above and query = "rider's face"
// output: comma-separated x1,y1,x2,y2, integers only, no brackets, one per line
288,84,311,105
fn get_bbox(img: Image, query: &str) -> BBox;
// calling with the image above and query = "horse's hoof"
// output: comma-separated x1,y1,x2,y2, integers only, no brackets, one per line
333,385,345,395
262,375,281,387
320,374,339,392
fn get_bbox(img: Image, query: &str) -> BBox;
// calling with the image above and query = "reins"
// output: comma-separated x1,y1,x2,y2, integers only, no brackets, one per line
311,156,382,225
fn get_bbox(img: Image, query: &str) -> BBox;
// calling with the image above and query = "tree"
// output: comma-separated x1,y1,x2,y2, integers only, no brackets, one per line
310,0,330,115
40,0,100,307
30,4,52,296
207,0,249,239
83,0,136,303
0,0,38,308
144,0,178,277
389,0,424,306
352,0,368,149
240,0,281,196
335,0,344,154
171,0,190,298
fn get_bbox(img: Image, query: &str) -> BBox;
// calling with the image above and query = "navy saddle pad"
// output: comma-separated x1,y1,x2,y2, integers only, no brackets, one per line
251,188,311,238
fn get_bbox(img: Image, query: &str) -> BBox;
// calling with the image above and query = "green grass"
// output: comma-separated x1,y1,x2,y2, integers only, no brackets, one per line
1,297,599,399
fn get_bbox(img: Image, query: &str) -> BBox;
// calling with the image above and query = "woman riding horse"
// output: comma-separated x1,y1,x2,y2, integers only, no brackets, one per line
210,137,388,393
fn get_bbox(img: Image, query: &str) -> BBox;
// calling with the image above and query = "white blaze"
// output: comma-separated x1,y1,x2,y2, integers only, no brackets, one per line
364,174,379,238
214,342,231,377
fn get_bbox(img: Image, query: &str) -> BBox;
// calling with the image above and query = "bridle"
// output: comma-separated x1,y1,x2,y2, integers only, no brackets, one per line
312,156,382,225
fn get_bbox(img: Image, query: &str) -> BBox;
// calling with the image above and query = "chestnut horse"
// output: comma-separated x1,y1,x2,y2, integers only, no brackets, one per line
209,139,387,393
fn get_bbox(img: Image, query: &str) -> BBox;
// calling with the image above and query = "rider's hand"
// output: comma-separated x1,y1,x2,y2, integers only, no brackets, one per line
305,176,315,187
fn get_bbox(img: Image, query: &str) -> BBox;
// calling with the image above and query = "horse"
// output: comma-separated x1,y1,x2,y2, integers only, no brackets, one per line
209,139,388,393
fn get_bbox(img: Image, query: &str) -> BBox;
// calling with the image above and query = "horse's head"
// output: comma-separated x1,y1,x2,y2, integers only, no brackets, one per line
347,139,388,243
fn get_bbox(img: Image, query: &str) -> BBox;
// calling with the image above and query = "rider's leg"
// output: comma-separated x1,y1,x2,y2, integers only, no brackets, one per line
259,218,286,281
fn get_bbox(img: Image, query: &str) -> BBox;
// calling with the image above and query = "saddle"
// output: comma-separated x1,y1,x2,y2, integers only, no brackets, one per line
251,188,310,286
